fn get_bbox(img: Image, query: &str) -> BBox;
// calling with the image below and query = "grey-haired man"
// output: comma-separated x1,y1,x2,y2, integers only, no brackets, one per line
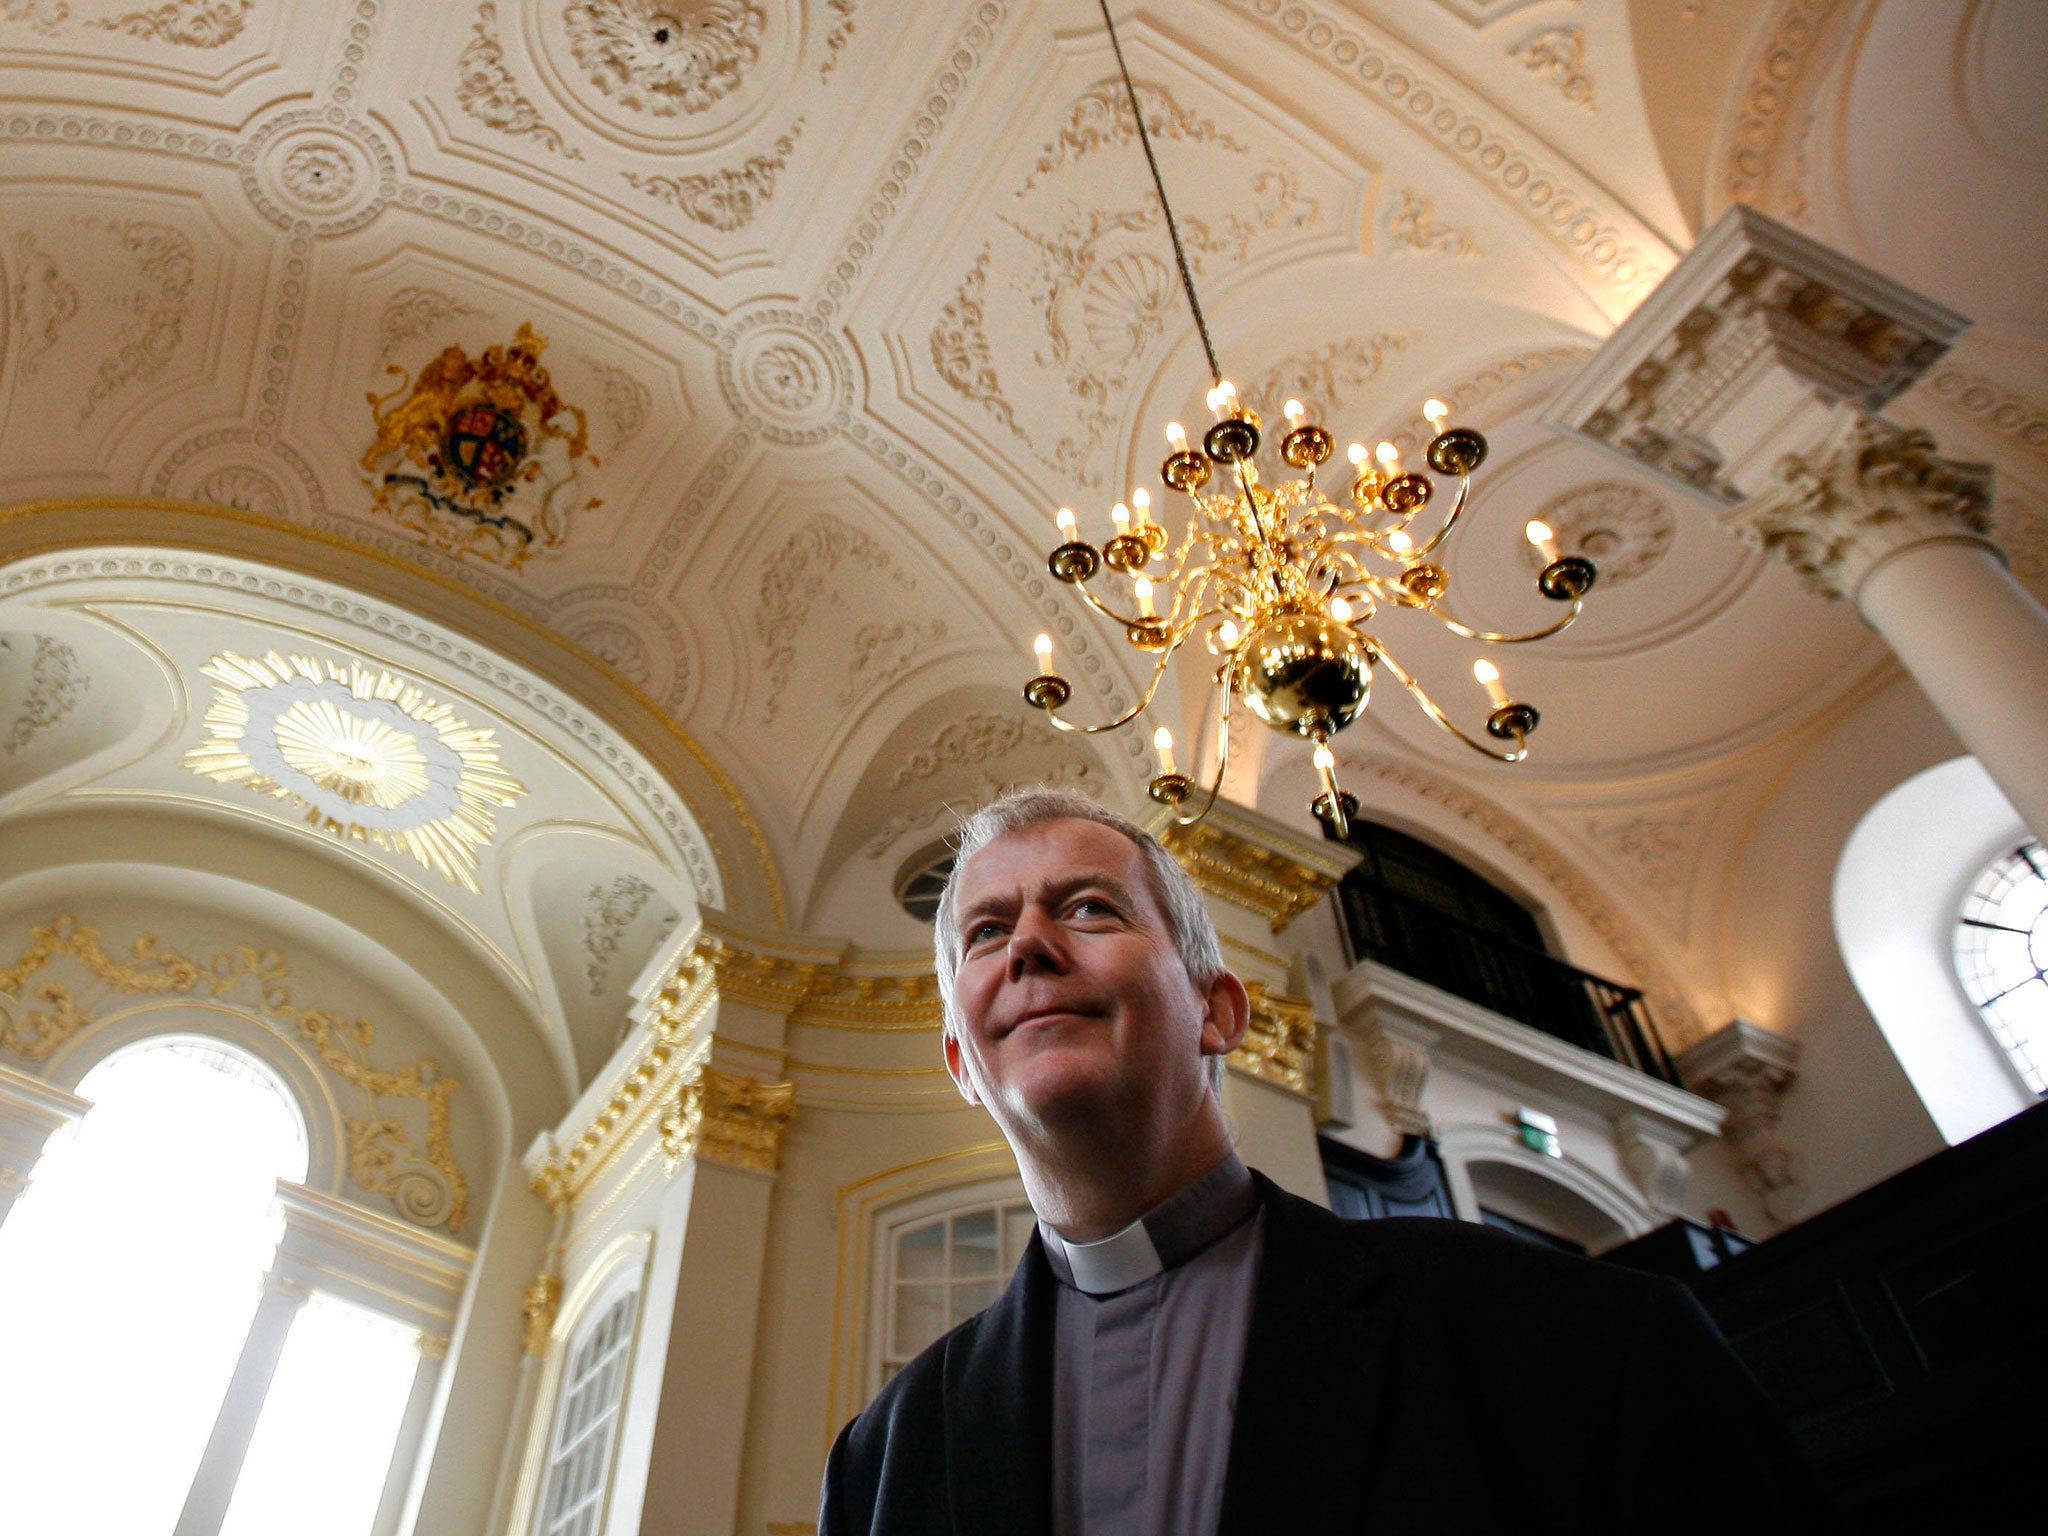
820,789,1837,1536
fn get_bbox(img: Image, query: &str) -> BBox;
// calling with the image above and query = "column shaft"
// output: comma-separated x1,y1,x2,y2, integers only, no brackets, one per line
1857,538,2048,838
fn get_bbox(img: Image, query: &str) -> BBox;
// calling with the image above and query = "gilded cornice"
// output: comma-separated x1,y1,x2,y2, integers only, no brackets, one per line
1230,981,1318,1099
793,969,944,1031
529,979,716,1214
659,1060,797,1176
1159,820,1347,935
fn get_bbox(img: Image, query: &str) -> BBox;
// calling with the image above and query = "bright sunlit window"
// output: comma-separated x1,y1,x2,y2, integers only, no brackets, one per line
0,1036,308,1533
1955,840,2048,1094
219,1290,422,1536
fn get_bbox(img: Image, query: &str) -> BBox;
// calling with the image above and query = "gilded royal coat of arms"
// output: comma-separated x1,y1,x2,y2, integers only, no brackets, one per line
362,323,597,568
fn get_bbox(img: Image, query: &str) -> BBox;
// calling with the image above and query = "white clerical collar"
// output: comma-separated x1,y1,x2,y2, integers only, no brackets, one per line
1039,1153,1256,1296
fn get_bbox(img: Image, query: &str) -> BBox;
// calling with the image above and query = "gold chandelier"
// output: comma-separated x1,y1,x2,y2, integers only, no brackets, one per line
1022,4,1600,839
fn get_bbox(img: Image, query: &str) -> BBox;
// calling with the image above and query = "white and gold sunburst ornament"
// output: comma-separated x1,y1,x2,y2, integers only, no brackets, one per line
183,650,527,894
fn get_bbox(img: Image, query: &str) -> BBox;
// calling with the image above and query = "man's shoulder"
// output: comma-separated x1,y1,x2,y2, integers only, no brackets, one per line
1260,1176,1667,1333
842,1307,978,1449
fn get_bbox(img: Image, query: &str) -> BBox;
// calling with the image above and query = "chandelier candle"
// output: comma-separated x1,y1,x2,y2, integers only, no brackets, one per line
1023,0,1605,836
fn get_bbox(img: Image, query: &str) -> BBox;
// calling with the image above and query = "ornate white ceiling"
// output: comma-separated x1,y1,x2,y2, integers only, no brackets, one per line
1,0,2044,1060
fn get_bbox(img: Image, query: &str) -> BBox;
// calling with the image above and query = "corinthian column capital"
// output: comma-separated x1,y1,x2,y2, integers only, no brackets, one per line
1724,409,1998,601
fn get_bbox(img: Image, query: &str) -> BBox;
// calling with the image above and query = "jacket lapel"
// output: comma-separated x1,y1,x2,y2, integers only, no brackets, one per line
1218,1175,1397,1535
945,1229,1058,1536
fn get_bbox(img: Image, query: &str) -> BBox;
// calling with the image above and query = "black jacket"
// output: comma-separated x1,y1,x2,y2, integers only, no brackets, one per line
821,1172,1838,1534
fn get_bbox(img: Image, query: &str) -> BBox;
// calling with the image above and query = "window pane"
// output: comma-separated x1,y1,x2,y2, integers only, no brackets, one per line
1956,841,2048,1093
892,1284,945,1355
0,1039,307,1535
950,1209,998,1277
539,1286,638,1536
896,1219,944,1281
218,1292,420,1536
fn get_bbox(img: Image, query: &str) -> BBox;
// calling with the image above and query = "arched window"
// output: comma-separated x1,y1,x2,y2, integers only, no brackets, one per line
878,1194,1035,1387
536,1274,642,1536
0,1036,308,1532
1954,840,2048,1095
0,1033,440,1535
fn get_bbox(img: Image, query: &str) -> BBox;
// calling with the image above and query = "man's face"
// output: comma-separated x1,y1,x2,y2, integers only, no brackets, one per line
942,818,1238,1139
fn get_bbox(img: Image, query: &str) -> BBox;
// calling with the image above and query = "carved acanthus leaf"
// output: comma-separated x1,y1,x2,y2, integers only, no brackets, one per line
457,2,584,161
1724,411,1995,601
890,712,1058,789
1511,25,1595,112
2,634,85,756
626,124,802,231
755,513,907,721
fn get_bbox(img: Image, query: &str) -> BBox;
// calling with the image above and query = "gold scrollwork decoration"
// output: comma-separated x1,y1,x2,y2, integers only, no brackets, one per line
1159,822,1344,934
0,915,469,1233
1229,981,1318,1098
659,1060,796,1177
521,1269,562,1358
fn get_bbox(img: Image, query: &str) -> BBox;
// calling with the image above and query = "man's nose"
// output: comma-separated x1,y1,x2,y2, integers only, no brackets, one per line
1004,907,1066,979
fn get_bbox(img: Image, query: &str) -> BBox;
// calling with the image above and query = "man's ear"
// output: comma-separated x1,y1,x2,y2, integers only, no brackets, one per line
942,1027,981,1105
1199,970,1251,1059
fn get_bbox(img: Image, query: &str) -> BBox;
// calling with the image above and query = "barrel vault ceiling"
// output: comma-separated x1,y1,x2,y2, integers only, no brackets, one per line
1,0,2044,1039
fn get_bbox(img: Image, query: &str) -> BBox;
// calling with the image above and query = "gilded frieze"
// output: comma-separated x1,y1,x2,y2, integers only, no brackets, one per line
0,916,471,1232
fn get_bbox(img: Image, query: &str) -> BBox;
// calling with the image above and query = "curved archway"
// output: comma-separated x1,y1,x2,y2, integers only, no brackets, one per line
1437,1122,1656,1253
0,500,783,923
1833,756,2037,1144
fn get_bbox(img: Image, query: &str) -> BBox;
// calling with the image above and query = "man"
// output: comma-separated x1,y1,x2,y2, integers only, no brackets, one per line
820,789,1836,1534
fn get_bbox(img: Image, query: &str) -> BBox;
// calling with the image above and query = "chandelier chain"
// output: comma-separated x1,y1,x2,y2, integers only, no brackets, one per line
1096,0,1223,387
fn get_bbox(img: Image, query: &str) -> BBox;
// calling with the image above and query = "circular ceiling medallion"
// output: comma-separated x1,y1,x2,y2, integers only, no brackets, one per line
182,650,527,893
565,0,765,117
718,308,851,442
1521,481,1676,587
241,112,394,235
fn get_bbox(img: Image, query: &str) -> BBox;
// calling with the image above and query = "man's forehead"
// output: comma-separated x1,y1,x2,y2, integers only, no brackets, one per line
952,817,1148,902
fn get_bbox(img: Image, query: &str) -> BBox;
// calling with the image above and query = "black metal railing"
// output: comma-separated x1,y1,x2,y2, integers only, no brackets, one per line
1338,877,1682,1085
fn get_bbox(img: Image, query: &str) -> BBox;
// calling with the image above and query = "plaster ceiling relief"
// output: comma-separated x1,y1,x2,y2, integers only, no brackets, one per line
1380,187,1479,259
0,208,204,455
1994,492,2048,610
1248,331,1415,428
747,508,916,724
563,0,766,119
716,303,852,442
240,109,395,236
925,75,1332,489
182,648,529,895
0,631,87,760
1517,480,1676,587
0,0,257,53
358,321,598,571
1509,25,1596,114
456,0,585,162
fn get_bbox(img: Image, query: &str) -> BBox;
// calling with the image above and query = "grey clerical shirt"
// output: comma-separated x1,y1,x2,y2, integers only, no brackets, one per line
1038,1153,1263,1536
